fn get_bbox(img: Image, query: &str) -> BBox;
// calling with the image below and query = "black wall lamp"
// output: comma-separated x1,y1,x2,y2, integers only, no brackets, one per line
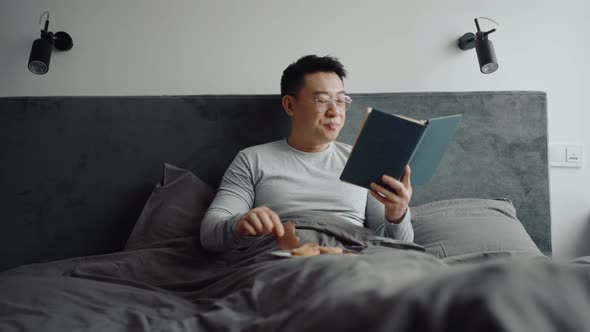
28,11,73,75
458,18,498,74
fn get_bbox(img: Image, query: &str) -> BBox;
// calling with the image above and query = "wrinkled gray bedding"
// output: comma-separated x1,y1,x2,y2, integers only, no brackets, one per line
1,212,588,332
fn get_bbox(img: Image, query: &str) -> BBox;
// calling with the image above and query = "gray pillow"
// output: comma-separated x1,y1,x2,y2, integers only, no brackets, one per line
411,198,543,258
124,163,215,249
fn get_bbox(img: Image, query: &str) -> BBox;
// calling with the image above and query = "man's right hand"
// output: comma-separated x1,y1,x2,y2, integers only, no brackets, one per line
236,206,285,238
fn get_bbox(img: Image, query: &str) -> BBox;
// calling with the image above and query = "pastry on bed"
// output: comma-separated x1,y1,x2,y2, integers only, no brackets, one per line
276,222,344,256
290,243,344,256
276,221,300,250
318,246,343,255
291,243,321,256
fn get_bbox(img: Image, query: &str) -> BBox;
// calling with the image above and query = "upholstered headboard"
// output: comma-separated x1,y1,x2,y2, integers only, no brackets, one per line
0,91,549,271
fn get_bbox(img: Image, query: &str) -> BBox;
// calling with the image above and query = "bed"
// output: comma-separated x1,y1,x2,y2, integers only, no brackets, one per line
2,91,589,331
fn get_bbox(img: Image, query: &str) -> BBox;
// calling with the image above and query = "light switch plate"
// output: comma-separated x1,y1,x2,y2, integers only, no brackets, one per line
566,146,582,163
549,143,583,168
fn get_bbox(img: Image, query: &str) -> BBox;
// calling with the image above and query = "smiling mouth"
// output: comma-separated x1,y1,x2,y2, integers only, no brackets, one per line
323,123,340,130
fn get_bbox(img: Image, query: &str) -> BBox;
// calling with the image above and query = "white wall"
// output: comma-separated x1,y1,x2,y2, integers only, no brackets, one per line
1,0,589,258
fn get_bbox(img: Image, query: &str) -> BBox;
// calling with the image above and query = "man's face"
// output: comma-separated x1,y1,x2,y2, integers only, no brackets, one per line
288,72,346,145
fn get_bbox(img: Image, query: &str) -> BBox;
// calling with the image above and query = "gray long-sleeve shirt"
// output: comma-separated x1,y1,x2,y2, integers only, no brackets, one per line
200,139,413,252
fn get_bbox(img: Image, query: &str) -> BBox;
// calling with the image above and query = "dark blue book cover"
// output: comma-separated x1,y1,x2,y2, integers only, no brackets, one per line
340,108,461,189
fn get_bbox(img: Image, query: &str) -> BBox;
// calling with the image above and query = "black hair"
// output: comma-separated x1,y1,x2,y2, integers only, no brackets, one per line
280,55,347,97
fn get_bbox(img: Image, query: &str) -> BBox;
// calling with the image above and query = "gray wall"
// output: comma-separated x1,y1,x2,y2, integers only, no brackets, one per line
0,0,588,258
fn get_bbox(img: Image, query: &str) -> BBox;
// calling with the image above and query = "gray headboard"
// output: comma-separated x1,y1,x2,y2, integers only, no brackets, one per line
0,91,550,271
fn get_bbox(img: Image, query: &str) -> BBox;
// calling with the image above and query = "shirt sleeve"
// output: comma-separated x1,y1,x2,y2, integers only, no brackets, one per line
364,192,414,242
200,151,258,252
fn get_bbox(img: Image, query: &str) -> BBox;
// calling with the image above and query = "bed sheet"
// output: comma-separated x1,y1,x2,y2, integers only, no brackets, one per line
1,212,587,332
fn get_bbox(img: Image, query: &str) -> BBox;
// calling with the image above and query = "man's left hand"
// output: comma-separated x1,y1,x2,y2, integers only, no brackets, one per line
369,165,412,224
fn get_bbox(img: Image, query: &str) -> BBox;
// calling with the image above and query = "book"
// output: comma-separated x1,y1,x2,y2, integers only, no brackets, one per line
340,108,462,189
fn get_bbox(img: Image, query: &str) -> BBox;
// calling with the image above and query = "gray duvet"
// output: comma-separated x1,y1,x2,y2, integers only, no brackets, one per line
1,212,590,332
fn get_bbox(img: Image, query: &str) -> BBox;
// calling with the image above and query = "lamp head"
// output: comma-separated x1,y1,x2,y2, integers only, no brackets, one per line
27,11,73,75
476,37,498,74
457,18,499,74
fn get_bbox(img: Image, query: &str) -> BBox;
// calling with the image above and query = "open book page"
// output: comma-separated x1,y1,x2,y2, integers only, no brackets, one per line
395,114,428,125
352,108,427,148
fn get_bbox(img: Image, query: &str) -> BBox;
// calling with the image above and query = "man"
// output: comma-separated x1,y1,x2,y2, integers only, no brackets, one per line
201,55,413,252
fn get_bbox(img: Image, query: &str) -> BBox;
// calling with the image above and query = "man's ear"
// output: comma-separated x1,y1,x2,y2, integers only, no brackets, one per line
282,95,295,117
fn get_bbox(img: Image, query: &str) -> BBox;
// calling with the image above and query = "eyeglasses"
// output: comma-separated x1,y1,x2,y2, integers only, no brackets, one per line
297,94,353,113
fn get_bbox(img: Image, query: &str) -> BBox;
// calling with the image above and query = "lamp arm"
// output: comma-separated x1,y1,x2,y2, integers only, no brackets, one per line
483,28,496,36
39,10,49,32
474,16,499,37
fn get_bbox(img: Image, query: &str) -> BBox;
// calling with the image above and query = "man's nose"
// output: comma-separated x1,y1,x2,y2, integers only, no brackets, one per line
325,106,337,117
325,101,339,116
